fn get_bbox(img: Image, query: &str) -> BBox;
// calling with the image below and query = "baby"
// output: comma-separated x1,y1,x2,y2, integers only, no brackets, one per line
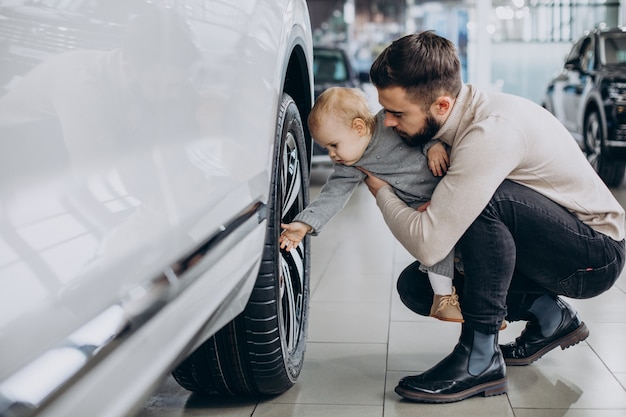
280,87,461,322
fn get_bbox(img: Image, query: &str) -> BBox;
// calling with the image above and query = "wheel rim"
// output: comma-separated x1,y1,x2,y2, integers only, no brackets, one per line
278,131,305,355
585,113,601,156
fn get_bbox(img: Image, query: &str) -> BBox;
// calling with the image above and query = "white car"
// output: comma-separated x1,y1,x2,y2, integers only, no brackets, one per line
0,1,313,417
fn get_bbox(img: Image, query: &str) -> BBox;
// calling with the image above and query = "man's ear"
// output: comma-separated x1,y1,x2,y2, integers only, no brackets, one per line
352,117,367,134
433,96,454,115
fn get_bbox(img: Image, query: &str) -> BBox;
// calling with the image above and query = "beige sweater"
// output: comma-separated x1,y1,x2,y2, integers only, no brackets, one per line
375,84,625,267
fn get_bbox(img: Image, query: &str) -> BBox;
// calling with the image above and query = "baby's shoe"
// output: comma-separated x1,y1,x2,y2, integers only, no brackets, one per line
429,287,464,322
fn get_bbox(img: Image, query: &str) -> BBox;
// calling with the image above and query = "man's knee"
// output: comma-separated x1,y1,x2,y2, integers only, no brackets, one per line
397,262,432,316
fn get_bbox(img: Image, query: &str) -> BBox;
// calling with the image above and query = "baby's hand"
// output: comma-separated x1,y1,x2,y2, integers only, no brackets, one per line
279,221,311,251
417,201,430,212
427,142,449,177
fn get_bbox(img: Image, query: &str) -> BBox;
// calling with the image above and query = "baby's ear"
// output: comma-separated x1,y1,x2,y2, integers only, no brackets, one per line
352,117,367,134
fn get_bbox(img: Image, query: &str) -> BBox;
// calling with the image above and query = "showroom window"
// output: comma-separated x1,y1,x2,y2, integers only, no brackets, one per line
491,0,621,42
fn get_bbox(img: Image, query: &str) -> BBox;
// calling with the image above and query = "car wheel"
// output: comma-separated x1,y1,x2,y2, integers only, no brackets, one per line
585,110,625,187
172,93,310,395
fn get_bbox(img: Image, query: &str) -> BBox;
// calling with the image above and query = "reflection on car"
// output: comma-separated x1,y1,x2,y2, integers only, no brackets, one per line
312,46,362,166
0,1,313,417
543,27,626,187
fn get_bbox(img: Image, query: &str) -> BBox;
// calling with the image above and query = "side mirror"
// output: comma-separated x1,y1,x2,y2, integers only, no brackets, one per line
564,57,583,72
358,71,370,84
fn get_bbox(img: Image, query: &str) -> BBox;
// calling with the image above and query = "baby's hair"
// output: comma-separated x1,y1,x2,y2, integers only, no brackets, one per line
308,87,376,137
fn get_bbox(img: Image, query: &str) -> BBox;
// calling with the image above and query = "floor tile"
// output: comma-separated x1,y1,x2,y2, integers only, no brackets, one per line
513,410,626,417
308,301,389,343
506,344,626,409
312,271,392,304
585,323,626,372
322,246,394,275
267,342,387,406
392,243,415,265
310,238,337,287
253,403,382,417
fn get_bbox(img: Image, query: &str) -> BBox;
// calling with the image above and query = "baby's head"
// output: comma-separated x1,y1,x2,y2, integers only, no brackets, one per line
308,87,376,166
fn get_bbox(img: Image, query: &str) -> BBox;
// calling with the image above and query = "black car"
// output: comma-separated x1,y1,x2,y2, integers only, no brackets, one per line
313,46,360,99
311,46,361,165
544,27,626,187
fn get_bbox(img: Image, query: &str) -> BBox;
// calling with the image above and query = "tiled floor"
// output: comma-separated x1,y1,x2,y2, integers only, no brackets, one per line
138,168,626,417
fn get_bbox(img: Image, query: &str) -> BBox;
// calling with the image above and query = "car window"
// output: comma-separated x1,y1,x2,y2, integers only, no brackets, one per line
565,37,585,66
313,50,348,83
580,38,594,71
601,33,626,65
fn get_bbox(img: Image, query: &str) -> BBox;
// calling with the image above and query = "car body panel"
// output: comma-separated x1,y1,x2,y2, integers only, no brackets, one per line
0,1,312,416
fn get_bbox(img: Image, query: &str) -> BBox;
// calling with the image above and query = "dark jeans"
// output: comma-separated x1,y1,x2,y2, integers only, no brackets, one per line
397,180,625,334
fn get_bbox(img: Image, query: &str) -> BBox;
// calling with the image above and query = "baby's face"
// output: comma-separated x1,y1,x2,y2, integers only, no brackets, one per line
313,117,369,166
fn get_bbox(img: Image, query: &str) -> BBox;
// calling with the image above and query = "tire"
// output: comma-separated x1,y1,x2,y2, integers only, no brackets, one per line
585,110,625,187
172,93,310,395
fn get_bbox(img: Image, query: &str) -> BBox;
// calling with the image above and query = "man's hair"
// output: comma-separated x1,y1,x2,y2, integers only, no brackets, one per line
308,87,376,138
369,31,462,108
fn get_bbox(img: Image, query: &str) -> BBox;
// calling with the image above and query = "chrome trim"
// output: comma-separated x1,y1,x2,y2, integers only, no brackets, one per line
607,140,626,147
0,201,267,417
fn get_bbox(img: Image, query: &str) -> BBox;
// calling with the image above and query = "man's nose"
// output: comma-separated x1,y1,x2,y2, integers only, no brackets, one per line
383,114,397,127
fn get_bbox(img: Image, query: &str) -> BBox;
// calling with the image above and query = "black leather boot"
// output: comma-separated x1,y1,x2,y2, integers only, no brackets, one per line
500,295,589,366
395,325,507,403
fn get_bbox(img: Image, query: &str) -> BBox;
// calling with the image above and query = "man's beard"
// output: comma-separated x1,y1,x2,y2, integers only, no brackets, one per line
395,115,441,147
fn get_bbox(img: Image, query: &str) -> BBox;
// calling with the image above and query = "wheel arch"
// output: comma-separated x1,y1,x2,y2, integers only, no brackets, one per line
282,43,313,169
583,93,607,142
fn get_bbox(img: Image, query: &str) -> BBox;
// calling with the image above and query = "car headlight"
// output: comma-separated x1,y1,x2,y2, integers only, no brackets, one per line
608,82,626,101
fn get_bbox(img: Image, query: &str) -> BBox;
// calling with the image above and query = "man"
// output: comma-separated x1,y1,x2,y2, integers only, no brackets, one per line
360,31,625,403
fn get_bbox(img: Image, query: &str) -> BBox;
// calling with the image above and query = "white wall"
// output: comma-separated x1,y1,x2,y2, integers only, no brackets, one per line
489,41,572,104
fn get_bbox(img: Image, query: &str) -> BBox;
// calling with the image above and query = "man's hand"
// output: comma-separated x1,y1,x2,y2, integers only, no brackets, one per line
279,221,311,251
357,167,390,196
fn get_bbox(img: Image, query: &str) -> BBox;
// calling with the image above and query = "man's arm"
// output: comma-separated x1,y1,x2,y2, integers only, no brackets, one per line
364,125,526,266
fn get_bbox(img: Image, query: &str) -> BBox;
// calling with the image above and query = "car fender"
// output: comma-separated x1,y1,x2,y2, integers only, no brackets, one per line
580,87,608,143
273,1,314,165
